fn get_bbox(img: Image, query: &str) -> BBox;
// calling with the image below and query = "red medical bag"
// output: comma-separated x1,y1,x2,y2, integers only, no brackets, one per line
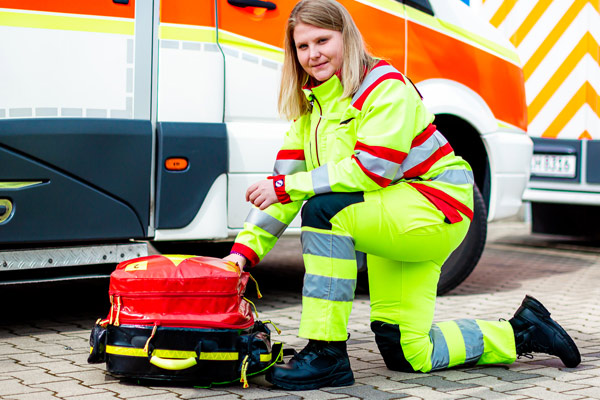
88,255,281,387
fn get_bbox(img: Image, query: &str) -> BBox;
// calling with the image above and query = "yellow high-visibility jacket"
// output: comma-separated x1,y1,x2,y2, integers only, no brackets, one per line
232,60,474,266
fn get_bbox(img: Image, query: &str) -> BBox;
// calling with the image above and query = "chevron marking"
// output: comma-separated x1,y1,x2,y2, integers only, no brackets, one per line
542,82,599,138
524,0,599,80
528,32,599,122
510,1,552,47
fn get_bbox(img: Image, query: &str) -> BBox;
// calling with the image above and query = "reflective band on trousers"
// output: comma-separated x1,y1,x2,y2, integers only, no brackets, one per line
311,165,332,195
429,319,484,370
274,159,306,175
301,231,355,260
354,150,400,181
431,169,474,185
303,273,356,302
351,64,399,105
245,208,287,238
395,130,448,180
429,325,450,371
455,319,484,364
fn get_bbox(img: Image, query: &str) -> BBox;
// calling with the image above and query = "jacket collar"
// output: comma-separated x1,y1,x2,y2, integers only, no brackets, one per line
302,72,344,104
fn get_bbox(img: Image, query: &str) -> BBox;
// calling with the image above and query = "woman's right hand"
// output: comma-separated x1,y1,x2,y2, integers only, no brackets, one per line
223,253,247,269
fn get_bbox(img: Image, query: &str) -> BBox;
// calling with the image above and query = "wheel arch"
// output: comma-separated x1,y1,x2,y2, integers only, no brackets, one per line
416,78,495,211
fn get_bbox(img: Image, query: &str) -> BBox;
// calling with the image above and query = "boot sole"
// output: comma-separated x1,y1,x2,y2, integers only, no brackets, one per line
521,296,581,368
267,370,355,391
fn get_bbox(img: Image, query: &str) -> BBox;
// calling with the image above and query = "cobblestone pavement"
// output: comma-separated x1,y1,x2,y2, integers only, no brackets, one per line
1,221,599,399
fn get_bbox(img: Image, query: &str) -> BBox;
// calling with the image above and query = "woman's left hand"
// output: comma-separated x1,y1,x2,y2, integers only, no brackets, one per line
246,179,280,210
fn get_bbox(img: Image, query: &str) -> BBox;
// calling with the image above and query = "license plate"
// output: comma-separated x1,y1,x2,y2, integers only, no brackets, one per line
531,154,576,178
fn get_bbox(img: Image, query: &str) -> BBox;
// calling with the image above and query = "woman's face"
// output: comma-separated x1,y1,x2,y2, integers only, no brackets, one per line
293,22,343,83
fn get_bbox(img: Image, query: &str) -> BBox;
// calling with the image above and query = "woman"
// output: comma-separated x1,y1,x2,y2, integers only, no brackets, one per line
225,0,580,391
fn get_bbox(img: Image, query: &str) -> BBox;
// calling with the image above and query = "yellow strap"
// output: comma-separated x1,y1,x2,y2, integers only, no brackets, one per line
248,273,262,299
244,297,259,320
106,345,239,361
263,320,281,335
108,295,114,325
240,355,249,388
143,324,158,354
114,296,121,327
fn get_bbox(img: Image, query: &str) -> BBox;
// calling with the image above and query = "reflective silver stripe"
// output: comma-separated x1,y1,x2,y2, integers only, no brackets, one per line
455,319,484,364
245,208,288,238
311,165,331,195
394,130,448,181
429,324,450,370
351,64,400,105
431,169,474,185
301,231,355,260
273,159,307,175
354,150,400,180
303,273,356,302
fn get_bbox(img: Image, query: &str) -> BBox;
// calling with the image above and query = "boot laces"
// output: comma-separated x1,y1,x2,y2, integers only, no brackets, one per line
517,325,551,357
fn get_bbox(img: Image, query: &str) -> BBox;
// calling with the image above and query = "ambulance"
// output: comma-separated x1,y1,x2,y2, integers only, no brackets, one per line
475,0,600,239
0,0,531,293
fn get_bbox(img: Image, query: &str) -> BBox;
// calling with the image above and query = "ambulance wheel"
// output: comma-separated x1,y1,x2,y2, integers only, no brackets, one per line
436,184,487,295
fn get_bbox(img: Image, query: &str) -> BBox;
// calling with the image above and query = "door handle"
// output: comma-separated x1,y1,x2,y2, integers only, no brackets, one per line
228,0,276,10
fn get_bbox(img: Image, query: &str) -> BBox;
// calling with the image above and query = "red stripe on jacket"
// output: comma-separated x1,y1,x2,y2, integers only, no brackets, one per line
269,175,292,204
411,124,437,148
352,72,406,111
352,155,392,187
231,243,260,267
403,142,454,178
354,141,407,164
276,149,305,160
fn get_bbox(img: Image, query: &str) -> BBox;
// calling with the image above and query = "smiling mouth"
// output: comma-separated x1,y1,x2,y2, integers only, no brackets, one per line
312,62,328,69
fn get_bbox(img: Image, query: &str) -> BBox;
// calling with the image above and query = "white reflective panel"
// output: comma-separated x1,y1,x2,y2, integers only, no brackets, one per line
157,43,224,122
0,26,131,114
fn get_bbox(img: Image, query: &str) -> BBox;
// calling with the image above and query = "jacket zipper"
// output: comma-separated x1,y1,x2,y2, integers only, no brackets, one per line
312,95,323,167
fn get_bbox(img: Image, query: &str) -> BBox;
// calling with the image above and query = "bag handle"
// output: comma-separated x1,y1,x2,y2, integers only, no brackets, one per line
150,355,198,370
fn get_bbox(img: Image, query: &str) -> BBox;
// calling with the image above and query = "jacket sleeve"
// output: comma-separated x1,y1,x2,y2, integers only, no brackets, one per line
272,77,435,203
231,119,306,267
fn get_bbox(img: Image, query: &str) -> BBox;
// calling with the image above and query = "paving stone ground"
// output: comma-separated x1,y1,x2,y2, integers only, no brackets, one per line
1,220,599,399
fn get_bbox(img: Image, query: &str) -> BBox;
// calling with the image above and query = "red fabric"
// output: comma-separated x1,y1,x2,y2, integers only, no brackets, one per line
352,155,391,187
409,183,474,223
411,124,437,148
107,255,254,329
403,142,454,178
276,149,305,160
354,140,407,164
268,175,292,204
231,242,260,267
352,61,405,111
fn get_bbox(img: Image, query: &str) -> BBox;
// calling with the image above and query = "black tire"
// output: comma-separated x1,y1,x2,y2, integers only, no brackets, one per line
436,184,487,295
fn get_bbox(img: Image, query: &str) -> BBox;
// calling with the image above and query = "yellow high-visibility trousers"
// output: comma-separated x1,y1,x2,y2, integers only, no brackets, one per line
299,183,516,372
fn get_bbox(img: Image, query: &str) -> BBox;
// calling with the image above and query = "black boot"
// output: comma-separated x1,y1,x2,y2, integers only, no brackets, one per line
266,339,354,390
509,295,580,368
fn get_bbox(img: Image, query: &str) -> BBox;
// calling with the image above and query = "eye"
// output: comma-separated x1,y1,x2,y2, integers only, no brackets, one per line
297,43,308,50
318,38,328,44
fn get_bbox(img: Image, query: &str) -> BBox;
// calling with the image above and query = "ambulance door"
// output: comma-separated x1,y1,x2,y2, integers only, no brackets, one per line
153,0,229,239
215,0,293,230
0,1,154,244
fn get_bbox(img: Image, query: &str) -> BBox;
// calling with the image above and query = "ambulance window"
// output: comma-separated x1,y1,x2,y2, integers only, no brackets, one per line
403,0,433,16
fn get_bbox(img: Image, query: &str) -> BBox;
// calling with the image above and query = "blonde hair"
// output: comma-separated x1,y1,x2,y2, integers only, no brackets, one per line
278,0,376,120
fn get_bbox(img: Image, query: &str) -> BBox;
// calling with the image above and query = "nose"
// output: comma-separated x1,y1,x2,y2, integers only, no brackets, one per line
309,45,320,59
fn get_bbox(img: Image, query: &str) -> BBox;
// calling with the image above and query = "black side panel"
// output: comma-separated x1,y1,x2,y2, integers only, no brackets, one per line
0,147,143,243
586,140,600,184
0,119,151,242
532,202,600,238
156,122,228,229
